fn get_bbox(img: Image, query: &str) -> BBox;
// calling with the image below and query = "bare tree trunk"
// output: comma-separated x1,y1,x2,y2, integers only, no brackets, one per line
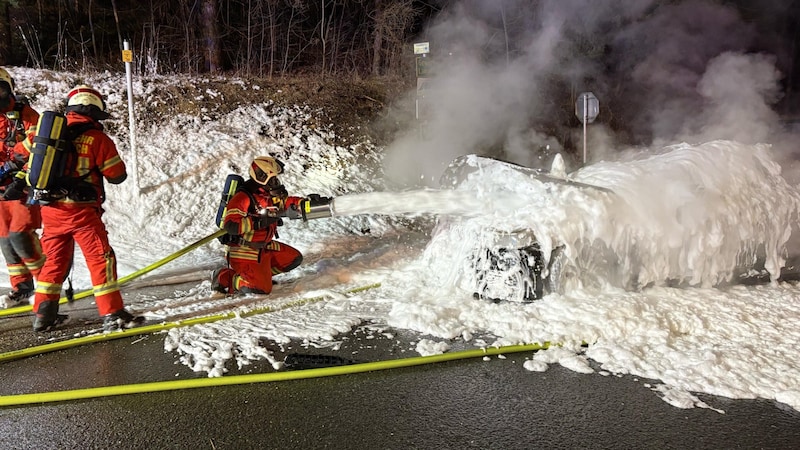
320,0,325,74
145,0,159,75
246,0,252,76
202,0,222,73
371,1,385,76
329,2,345,75
0,2,10,65
110,0,123,50
88,0,98,59
267,0,275,79
56,2,65,70
282,5,296,76
181,2,194,73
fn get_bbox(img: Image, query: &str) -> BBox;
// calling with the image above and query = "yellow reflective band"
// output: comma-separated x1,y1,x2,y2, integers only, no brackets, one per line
35,281,63,295
7,266,29,276
26,258,45,271
93,283,121,297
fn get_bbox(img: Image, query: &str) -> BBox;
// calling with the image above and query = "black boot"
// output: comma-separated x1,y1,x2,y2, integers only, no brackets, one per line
33,300,68,332
4,279,34,308
103,308,145,332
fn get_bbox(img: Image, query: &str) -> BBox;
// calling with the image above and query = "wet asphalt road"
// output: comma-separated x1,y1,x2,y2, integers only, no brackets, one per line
0,287,799,449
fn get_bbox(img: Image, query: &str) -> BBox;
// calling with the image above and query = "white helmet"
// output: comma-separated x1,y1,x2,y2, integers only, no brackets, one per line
65,85,109,120
249,156,284,187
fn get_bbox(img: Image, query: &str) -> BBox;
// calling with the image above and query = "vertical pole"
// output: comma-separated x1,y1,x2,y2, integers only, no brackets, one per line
320,0,325,74
416,55,421,139
583,93,587,165
123,39,139,192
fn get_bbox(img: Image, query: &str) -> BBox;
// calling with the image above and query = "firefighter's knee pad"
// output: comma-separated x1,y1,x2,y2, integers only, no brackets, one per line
0,237,13,260
8,232,39,259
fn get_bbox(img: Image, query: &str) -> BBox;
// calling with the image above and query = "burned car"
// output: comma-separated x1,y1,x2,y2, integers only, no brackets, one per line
432,154,582,303
431,145,800,303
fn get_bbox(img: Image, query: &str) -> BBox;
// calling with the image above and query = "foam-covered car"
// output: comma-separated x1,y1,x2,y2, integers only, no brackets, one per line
432,148,800,303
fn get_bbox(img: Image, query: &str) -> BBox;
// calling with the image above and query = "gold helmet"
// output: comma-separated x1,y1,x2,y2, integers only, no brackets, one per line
249,156,284,187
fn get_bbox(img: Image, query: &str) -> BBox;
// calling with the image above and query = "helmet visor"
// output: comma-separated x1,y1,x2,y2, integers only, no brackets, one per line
0,81,11,101
266,176,282,189
251,165,268,184
252,165,281,186
0,81,13,107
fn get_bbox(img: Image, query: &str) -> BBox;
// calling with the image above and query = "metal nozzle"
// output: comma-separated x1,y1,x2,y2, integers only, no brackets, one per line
301,196,333,221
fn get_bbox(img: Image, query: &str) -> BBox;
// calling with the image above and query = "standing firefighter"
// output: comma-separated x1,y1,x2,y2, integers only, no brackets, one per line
0,67,44,308
212,156,317,295
31,85,142,332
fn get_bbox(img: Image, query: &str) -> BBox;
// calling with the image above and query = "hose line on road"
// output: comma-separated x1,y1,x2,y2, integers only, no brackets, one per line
0,282,382,364
0,342,549,407
0,229,225,318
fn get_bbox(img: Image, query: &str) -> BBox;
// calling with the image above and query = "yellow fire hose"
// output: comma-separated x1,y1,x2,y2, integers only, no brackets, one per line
0,229,225,317
0,283,382,363
0,342,549,407
0,227,557,408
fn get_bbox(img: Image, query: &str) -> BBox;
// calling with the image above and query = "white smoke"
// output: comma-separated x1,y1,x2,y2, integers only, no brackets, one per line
383,0,796,184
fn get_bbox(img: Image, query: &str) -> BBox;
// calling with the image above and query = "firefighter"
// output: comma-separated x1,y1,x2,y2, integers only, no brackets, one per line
0,67,44,308
32,85,142,332
212,156,306,295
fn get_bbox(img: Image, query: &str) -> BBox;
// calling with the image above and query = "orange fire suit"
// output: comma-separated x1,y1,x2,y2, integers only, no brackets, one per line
0,98,43,292
218,181,303,294
33,112,128,320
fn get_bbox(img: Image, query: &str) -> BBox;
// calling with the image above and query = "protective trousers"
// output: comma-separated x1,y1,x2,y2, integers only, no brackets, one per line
226,241,302,294
0,200,43,290
33,205,124,318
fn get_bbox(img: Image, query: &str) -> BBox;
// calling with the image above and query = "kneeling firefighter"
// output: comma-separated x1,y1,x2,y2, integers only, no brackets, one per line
212,155,332,295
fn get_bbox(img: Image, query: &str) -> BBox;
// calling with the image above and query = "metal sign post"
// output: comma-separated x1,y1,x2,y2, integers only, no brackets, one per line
123,39,139,192
575,91,599,165
414,42,430,139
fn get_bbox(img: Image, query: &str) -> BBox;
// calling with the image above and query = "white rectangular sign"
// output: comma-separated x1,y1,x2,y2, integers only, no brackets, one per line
414,42,430,55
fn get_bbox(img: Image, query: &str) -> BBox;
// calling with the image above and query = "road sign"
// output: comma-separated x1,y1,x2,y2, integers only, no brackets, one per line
575,92,599,124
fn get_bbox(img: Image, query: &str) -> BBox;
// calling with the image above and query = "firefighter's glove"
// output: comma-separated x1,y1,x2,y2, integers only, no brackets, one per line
254,215,281,230
0,160,19,181
284,204,302,220
2,174,26,201
253,207,281,230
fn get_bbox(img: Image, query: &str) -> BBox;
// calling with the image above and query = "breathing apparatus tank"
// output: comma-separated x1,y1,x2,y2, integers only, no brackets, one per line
215,173,245,228
27,110,70,192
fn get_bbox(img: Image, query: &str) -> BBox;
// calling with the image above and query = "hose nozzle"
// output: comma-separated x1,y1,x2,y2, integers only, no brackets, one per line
296,194,333,221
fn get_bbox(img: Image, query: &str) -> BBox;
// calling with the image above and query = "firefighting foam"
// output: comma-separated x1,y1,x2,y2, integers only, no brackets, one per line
340,140,800,296
332,188,528,218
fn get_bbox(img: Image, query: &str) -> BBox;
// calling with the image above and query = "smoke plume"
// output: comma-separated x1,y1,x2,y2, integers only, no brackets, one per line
382,0,798,186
